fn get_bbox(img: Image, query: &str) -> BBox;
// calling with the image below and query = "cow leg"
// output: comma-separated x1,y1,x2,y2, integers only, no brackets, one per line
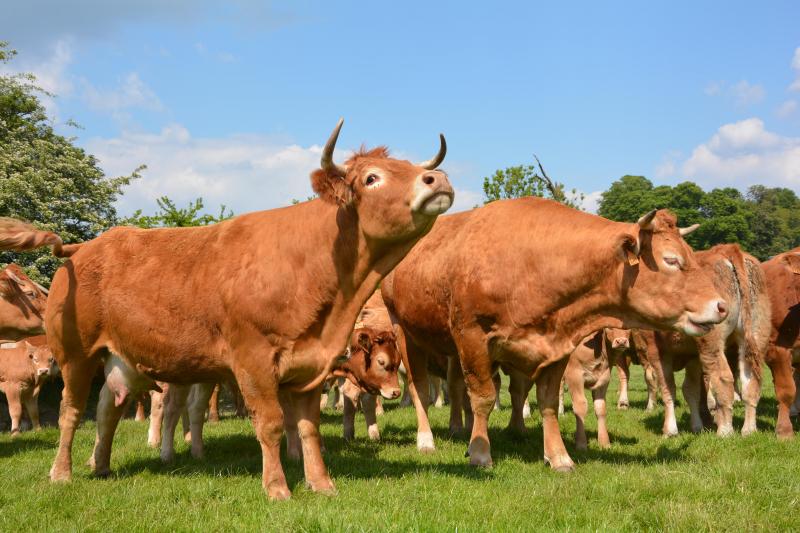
280,390,302,460
50,358,97,482
682,358,704,434
89,382,128,477
593,381,610,449
557,378,565,416
644,364,658,411
447,356,466,434
147,389,165,448
461,358,497,468
567,375,589,452
208,383,221,423
791,369,800,417
134,400,146,422
650,350,678,436
23,388,41,431
361,393,380,440
616,358,630,409
431,375,444,408
292,386,335,495
341,382,359,442
5,385,23,436
187,383,215,458
765,346,795,439
697,340,735,437
401,332,435,453
508,369,532,433
537,357,574,472
492,372,501,411
399,369,412,407
738,348,762,437
160,384,190,463
374,396,384,416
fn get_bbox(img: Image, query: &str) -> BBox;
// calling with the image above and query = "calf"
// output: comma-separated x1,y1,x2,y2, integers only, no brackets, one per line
609,328,658,411
384,201,726,471
761,247,800,439
0,262,48,340
0,336,57,434
636,244,770,437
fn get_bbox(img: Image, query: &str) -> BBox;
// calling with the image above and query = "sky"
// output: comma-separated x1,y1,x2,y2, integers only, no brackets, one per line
2,0,800,216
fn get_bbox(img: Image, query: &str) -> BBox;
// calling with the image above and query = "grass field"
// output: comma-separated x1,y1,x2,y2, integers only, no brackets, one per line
2,367,800,532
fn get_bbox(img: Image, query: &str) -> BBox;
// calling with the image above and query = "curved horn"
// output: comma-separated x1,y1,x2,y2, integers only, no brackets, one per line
320,118,348,177
417,134,447,170
636,209,657,230
679,223,700,237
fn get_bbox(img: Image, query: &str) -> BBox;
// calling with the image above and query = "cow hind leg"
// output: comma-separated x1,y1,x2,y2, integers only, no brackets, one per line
682,359,704,434
147,389,165,448
361,393,380,441
765,346,795,439
280,390,303,460
5,385,23,436
50,358,97,482
208,383,221,423
616,360,630,409
89,382,128,477
160,384,191,463
293,387,335,495
569,380,589,452
401,333,436,452
507,369,533,433
447,356,466,434
187,383,215,458
593,383,610,449
462,359,498,468
341,386,358,442
538,358,574,472
739,349,762,437
23,389,41,431
643,363,658,411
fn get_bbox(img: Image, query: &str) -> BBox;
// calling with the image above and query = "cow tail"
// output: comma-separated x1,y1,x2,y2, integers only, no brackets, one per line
726,246,763,380
0,217,83,258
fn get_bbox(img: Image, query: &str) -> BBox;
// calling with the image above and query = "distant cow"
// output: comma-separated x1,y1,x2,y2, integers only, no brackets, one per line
0,120,454,500
761,247,800,439
635,244,770,437
384,201,726,471
0,262,48,340
607,328,658,411
0,336,57,434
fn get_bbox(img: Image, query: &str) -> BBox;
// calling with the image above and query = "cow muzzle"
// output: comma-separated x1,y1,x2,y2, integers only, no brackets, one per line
37,368,50,376
380,387,402,400
612,338,629,349
410,171,454,216
678,299,728,337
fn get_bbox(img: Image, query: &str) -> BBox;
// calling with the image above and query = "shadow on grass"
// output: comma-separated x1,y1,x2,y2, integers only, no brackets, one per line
0,434,55,458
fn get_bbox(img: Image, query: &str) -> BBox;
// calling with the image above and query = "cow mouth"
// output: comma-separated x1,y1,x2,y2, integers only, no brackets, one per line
682,317,716,337
413,190,454,216
380,387,401,400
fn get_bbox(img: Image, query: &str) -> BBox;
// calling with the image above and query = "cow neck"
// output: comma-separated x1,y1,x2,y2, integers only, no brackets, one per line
292,202,430,389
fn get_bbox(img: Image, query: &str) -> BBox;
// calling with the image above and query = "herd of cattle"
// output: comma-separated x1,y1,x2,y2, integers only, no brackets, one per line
1,119,799,501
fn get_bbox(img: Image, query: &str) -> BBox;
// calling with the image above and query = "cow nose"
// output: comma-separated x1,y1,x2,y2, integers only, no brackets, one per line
38,369,49,376
421,171,438,186
716,300,728,318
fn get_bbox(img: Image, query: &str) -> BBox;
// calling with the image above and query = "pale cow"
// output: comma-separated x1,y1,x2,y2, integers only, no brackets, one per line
0,336,58,434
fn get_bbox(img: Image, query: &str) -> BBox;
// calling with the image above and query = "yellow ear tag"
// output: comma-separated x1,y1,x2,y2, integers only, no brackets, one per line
626,249,639,266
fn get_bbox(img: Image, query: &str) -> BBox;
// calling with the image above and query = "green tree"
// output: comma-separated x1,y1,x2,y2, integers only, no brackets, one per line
0,42,142,284
482,156,584,209
122,197,233,228
597,175,658,222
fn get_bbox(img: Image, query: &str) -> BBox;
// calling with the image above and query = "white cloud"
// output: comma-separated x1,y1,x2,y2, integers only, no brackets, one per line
0,39,74,118
81,72,163,120
85,124,333,216
705,80,765,107
655,150,683,179
790,47,800,92
681,118,800,189
777,100,798,119
580,190,603,213
450,188,482,212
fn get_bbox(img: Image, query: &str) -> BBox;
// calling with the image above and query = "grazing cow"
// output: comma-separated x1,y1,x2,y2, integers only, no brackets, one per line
634,244,770,437
559,330,616,450
0,262,49,340
609,328,658,411
383,200,727,471
0,120,452,500
761,247,800,439
0,336,58,434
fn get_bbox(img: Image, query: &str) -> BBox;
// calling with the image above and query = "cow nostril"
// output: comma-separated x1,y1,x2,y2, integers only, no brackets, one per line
422,174,435,185
717,300,728,316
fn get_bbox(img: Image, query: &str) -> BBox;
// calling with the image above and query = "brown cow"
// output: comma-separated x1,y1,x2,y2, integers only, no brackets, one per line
634,244,770,437
0,336,58,434
0,262,48,340
144,381,215,462
383,199,726,471
0,120,453,500
609,328,658,410
761,247,800,439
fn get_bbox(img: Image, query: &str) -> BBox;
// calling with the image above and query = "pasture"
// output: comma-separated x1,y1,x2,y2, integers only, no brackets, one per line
2,368,799,532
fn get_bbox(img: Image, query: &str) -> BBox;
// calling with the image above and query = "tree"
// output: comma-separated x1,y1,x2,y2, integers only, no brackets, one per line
482,156,584,209
122,197,233,228
0,42,142,284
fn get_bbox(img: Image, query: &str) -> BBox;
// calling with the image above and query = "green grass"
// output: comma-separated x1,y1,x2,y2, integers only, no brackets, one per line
2,367,800,532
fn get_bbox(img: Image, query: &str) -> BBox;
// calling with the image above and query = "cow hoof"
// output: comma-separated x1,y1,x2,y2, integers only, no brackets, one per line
147,440,159,449
367,426,380,441
598,441,611,450
308,479,337,496
160,452,176,464
716,425,734,438
575,442,588,452
741,426,757,437
93,468,112,479
552,464,575,473
266,486,292,501
468,455,493,468
190,449,204,460
777,429,794,441
49,467,72,483
617,402,629,410
417,432,435,453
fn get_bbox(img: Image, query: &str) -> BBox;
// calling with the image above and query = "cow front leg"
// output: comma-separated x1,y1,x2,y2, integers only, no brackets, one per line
616,358,630,409
23,389,41,431
765,346,795,439
650,350,678,436
187,383,215,458
592,382,610,449
280,390,302,460
5,384,23,436
462,358,497,468
568,378,589,451
508,369,533,433
361,393,380,441
739,348,762,437
293,386,335,495
341,383,359,442
537,357,574,472
682,358,704,434
447,356,466,434
147,389,165,448
399,330,435,452
208,383,221,423
160,384,190,463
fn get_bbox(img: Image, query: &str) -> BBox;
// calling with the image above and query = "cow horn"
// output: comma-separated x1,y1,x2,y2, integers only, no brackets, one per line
33,281,49,295
636,209,657,230
320,118,348,178
417,134,447,170
679,224,700,237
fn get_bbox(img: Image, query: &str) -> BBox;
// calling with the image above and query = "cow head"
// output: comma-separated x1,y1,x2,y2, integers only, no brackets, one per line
311,119,454,243
782,252,800,275
618,210,727,337
26,341,58,379
604,328,631,353
338,327,402,400
0,264,48,340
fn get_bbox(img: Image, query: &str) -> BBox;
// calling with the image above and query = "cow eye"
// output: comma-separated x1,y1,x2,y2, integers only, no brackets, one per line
663,255,681,268
365,174,380,187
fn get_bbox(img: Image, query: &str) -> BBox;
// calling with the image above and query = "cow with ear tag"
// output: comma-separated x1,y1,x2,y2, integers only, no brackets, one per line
0,336,58,434
0,119,453,500
384,199,727,471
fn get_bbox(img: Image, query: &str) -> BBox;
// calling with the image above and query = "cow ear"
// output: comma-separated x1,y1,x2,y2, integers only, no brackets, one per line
0,275,15,298
618,234,641,266
784,253,800,275
357,331,372,353
311,168,355,206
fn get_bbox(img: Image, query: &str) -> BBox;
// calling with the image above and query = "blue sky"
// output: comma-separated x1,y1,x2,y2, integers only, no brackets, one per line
3,1,800,215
